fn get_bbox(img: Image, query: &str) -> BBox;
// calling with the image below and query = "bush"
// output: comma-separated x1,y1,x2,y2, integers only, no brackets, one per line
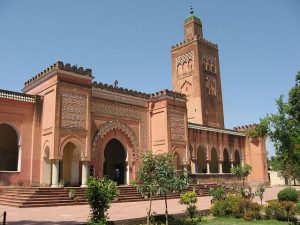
209,187,226,202
265,200,297,221
86,177,119,224
210,194,240,217
179,191,198,219
237,199,261,220
265,200,285,220
277,187,299,202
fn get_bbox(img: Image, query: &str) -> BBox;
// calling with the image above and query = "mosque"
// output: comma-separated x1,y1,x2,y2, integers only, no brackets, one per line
0,11,268,187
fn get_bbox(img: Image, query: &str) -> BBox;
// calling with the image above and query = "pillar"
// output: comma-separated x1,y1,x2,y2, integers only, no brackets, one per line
51,160,59,187
17,145,22,172
206,161,210,174
81,161,89,187
218,162,223,174
126,161,129,185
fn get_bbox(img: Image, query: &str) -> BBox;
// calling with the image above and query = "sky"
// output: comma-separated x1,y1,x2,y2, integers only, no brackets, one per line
0,0,299,156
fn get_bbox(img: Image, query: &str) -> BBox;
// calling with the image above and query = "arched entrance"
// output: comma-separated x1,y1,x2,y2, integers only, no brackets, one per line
103,139,126,185
197,146,207,173
43,146,51,185
210,147,219,173
0,124,19,171
222,148,231,173
61,142,81,186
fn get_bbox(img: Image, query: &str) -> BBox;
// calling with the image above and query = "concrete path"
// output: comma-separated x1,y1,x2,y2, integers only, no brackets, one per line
0,186,299,225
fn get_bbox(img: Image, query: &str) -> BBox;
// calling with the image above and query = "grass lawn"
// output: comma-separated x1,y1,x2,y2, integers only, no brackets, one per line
203,217,288,225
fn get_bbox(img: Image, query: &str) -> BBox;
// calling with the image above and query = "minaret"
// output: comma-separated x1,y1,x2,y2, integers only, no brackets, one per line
171,7,225,128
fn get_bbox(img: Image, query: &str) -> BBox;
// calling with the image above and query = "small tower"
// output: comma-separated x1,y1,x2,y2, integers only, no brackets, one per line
171,7,225,128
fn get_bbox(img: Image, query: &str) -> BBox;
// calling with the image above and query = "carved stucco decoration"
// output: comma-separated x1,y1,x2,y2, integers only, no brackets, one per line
176,51,194,80
61,91,87,130
206,76,217,96
92,119,139,160
176,51,194,67
169,111,185,141
202,54,217,73
92,100,149,152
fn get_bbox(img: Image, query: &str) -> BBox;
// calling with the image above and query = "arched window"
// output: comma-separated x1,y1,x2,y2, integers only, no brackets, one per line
234,149,241,166
0,124,19,171
222,148,231,173
210,147,219,173
196,146,207,173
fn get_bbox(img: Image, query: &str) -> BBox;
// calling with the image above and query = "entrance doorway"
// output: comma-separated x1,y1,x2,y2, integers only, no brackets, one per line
60,142,81,186
103,139,126,185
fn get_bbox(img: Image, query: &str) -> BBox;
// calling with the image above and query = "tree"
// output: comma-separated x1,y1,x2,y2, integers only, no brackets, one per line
255,184,265,205
135,152,158,225
86,177,119,225
135,152,189,225
231,164,252,187
155,153,189,225
251,72,300,184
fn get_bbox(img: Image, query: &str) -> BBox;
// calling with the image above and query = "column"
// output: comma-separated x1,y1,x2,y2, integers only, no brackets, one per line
81,161,89,187
126,161,130,185
206,161,210,174
17,146,22,172
51,160,59,187
218,162,223,174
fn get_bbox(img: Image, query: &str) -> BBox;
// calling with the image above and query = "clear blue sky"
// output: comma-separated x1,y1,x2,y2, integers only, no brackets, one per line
0,1,299,156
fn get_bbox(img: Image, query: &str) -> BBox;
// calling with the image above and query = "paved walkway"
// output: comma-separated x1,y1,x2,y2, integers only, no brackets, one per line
0,186,299,225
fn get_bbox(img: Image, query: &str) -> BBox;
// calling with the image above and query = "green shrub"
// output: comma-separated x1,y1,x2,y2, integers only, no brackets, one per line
265,200,285,220
179,191,198,219
86,177,119,224
277,187,298,202
237,198,261,220
208,187,226,202
281,200,298,222
265,200,297,221
210,194,240,217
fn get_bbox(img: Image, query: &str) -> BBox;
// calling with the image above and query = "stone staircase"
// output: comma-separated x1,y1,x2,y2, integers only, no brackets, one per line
0,184,219,208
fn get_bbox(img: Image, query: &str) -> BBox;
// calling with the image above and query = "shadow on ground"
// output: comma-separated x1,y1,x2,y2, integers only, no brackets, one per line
7,221,86,225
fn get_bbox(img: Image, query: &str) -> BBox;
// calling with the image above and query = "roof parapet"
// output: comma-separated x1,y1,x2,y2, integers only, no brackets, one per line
92,82,186,100
233,124,257,132
92,81,150,99
24,61,92,88
171,36,218,50
0,89,35,103
149,89,186,100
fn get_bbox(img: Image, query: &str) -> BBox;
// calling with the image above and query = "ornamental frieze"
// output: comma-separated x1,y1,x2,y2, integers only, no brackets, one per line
169,111,185,141
61,91,87,130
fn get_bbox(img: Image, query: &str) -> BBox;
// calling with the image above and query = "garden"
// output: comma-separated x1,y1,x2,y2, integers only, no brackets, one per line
84,151,300,225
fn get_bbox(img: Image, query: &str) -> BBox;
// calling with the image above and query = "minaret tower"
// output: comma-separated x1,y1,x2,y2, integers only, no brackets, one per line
171,7,225,128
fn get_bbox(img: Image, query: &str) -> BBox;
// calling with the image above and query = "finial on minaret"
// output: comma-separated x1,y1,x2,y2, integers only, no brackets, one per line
190,5,194,15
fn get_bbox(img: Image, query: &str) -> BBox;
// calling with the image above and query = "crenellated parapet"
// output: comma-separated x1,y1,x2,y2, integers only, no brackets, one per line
24,61,92,88
92,81,150,99
149,89,186,100
233,124,257,132
92,81,186,101
171,37,218,51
